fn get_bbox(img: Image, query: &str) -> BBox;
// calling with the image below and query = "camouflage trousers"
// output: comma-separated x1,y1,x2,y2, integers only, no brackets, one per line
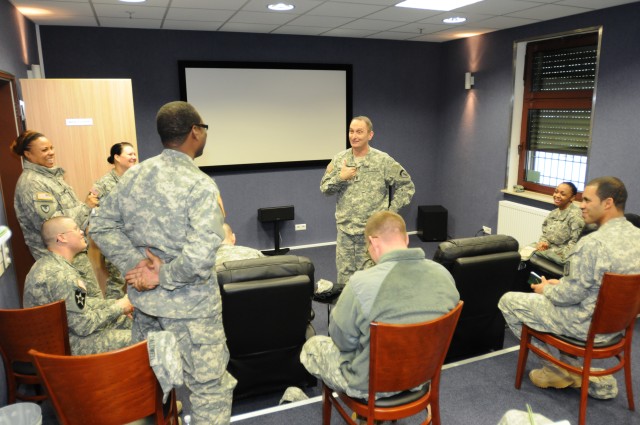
104,257,126,300
498,291,618,399
336,230,374,286
300,335,367,399
71,314,132,355
133,310,237,425
301,336,413,400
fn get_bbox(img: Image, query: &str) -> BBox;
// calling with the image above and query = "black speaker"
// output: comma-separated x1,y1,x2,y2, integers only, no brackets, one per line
417,205,448,242
257,205,294,222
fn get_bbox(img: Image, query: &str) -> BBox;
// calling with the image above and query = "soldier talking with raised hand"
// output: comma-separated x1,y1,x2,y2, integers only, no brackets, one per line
320,116,415,288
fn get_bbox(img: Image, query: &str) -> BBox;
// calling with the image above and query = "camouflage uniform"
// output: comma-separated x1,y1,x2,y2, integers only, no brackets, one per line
215,243,264,266
23,251,132,355
536,203,585,263
89,149,236,425
14,160,102,298
301,248,459,399
320,148,414,285
93,169,127,299
499,216,640,398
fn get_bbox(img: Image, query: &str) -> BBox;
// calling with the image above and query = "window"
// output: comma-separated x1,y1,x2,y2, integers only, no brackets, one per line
516,32,599,195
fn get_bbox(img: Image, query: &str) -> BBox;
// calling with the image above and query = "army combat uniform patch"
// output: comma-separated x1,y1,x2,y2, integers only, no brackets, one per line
34,192,56,220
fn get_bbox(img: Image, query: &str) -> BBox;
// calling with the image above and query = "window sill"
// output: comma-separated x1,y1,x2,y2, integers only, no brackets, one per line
500,189,555,205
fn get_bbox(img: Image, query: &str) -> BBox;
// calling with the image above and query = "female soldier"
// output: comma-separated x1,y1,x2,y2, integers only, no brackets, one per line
11,130,102,297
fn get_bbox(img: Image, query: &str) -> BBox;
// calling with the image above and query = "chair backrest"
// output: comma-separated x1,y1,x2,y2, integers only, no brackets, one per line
0,300,71,364
0,300,71,402
368,301,463,394
216,255,314,355
29,341,170,425
589,273,640,338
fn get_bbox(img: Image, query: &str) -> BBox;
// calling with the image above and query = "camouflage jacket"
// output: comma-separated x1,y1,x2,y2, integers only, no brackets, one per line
92,169,120,200
89,149,224,319
23,252,123,339
320,147,415,235
215,244,264,266
544,217,640,339
539,203,585,261
14,161,90,259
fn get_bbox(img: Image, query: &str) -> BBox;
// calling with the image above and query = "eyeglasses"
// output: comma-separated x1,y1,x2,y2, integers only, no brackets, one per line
194,123,209,131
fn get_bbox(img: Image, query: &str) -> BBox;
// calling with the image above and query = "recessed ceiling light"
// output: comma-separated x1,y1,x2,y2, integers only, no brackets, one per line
119,0,146,3
443,16,467,24
396,0,482,12
268,3,295,11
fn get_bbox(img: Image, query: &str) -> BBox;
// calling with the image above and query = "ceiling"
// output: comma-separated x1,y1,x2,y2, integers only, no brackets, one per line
11,0,638,42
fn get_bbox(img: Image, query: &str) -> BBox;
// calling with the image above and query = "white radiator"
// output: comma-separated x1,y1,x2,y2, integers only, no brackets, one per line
497,200,549,249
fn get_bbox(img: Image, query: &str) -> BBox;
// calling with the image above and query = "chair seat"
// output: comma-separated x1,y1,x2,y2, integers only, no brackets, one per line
352,384,430,408
552,333,623,348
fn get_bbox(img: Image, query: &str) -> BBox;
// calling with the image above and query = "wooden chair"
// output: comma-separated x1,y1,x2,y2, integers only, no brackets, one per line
515,273,640,425
0,300,71,403
323,301,463,425
29,341,179,425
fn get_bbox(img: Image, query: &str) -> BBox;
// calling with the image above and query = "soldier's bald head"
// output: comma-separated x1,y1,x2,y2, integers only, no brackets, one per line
41,216,75,247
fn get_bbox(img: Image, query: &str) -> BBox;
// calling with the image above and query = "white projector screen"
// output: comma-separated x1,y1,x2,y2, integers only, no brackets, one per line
179,61,352,170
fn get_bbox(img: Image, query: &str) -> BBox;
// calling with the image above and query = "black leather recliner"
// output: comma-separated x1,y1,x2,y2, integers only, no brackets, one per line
216,255,317,398
433,235,520,361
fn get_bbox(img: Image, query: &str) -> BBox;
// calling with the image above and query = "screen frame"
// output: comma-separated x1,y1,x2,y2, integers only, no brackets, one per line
178,60,353,172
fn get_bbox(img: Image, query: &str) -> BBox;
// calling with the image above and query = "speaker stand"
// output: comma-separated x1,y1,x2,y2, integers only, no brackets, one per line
261,220,290,256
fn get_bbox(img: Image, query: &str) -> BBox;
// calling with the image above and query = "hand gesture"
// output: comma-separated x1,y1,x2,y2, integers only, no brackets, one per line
339,159,357,181
125,248,162,292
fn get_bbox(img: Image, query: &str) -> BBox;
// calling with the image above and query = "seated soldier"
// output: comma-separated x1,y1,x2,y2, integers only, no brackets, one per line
300,211,460,399
215,223,265,266
23,216,133,355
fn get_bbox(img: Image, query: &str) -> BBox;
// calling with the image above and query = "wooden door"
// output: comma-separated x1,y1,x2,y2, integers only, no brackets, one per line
19,79,137,294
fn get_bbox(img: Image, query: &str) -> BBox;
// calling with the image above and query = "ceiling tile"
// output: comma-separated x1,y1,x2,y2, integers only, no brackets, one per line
507,4,590,20
286,14,354,27
271,25,332,36
99,17,163,28
218,22,281,33
477,15,539,29
165,8,235,21
323,27,378,37
230,11,299,25
93,4,167,19
342,18,408,31
162,19,224,31
307,2,387,18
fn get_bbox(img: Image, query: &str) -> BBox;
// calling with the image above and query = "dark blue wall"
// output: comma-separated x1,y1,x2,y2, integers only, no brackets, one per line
39,27,443,249
31,2,640,249
437,2,640,237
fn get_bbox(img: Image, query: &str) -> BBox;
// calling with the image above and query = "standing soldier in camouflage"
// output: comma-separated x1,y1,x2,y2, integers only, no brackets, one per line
90,101,236,425
11,130,102,298
320,116,415,287
499,176,640,400
92,142,138,300
215,223,265,266
23,216,133,355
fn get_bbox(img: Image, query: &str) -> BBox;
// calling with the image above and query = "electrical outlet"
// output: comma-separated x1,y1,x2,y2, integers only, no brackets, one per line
482,226,492,235
295,223,307,231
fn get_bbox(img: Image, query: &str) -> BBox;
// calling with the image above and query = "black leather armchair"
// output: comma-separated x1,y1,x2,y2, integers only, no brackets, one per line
433,235,520,361
216,255,317,398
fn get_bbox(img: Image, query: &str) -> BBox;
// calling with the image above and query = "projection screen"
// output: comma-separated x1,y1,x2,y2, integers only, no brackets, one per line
178,61,352,170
